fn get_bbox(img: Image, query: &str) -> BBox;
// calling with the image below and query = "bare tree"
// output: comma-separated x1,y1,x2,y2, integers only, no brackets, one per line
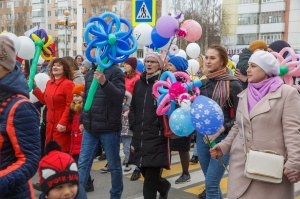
14,0,31,36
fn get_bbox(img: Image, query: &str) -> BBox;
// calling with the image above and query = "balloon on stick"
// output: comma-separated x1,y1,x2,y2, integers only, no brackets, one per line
28,29,54,91
84,12,138,111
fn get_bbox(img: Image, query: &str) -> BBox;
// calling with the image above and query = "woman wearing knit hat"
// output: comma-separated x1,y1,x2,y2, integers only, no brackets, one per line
124,57,141,94
210,50,300,199
81,60,93,76
267,40,291,58
197,44,242,199
128,52,171,199
167,55,193,184
236,40,268,89
38,141,87,199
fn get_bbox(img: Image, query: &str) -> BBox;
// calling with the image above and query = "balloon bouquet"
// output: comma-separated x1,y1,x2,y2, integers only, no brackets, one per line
83,12,137,111
271,47,300,89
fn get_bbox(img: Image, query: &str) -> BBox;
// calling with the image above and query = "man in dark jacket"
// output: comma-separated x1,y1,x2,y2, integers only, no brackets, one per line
0,35,41,198
235,40,267,89
78,51,125,199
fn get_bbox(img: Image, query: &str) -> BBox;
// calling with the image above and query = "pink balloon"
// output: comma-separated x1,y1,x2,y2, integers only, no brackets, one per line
153,81,171,98
180,20,202,42
156,16,179,38
156,94,171,115
173,72,191,83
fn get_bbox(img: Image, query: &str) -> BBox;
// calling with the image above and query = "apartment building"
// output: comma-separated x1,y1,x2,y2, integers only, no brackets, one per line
222,0,300,55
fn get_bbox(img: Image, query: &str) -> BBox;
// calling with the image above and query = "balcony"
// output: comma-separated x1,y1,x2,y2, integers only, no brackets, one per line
237,25,259,34
238,3,259,14
260,23,285,33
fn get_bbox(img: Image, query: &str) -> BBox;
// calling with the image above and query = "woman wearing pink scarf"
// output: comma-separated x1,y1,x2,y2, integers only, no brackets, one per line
210,50,300,199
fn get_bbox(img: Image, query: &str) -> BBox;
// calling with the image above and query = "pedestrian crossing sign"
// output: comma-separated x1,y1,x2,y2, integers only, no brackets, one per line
132,0,156,26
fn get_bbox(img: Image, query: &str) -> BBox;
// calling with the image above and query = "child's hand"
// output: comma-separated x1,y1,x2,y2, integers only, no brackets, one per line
79,124,84,133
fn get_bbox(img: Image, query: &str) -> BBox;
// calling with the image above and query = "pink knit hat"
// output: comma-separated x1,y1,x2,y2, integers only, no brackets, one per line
145,52,164,68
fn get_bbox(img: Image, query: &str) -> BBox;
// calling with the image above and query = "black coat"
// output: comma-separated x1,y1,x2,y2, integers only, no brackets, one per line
128,71,170,169
200,78,242,133
236,48,252,89
80,63,125,133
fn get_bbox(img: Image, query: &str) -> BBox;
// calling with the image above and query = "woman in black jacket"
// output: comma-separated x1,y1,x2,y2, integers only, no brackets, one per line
129,52,171,199
197,44,242,199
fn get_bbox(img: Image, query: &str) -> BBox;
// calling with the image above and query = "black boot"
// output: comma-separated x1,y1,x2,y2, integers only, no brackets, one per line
85,179,94,192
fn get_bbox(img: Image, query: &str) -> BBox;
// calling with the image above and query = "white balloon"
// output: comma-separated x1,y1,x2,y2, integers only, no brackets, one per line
169,44,179,55
133,23,153,46
186,43,201,59
18,36,35,59
231,55,240,64
175,49,187,59
29,73,50,103
38,56,44,64
1,32,21,53
186,59,200,75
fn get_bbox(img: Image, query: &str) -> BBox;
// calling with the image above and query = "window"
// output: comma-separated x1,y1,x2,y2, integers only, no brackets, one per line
48,0,51,3
7,2,12,8
73,8,77,14
73,50,77,56
0,3,3,8
91,7,96,14
237,34,258,45
100,6,108,13
32,9,44,17
73,37,77,43
239,0,259,4
137,49,143,59
14,1,19,7
238,13,259,25
55,10,58,16
260,33,282,44
83,22,86,28
262,0,285,2
14,13,19,19
48,11,51,17
48,24,51,30
55,24,58,29
260,11,284,24
83,8,86,14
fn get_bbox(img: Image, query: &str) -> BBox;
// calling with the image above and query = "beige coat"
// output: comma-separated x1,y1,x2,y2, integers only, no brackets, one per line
218,84,300,199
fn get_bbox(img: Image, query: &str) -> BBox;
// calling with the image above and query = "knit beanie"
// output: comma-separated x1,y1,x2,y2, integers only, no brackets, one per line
268,40,291,58
81,60,92,70
38,141,79,195
0,35,16,72
248,50,279,77
248,40,268,52
72,84,84,96
168,56,188,71
145,52,164,68
124,57,137,70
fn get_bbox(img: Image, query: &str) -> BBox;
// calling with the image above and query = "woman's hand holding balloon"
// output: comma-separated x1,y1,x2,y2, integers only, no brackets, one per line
210,145,223,159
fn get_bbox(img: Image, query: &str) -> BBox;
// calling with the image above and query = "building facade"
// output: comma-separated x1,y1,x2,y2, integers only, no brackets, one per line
222,0,300,55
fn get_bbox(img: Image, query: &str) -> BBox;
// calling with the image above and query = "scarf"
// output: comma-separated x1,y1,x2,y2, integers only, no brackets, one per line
206,67,237,107
146,70,161,80
247,76,283,112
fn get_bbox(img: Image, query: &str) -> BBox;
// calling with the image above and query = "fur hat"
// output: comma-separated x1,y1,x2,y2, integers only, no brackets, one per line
248,50,279,77
249,40,268,52
38,141,79,195
81,60,92,70
72,84,84,96
0,35,16,72
168,56,188,72
124,57,137,70
268,40,291,58
145,52,164,68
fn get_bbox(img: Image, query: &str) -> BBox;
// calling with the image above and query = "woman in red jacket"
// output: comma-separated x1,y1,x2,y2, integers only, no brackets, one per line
124,57,140,94
33,58,75,152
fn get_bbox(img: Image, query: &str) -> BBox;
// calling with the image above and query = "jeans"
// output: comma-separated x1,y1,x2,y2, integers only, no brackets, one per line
121,135,132,164
197,133,230,199
78,130,123,199
193,143,198,156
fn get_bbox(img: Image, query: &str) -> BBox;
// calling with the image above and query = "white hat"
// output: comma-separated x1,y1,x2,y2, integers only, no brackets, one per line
248,50,279,77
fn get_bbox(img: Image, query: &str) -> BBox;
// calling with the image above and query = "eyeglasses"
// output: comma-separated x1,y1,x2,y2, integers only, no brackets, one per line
145,60,158,64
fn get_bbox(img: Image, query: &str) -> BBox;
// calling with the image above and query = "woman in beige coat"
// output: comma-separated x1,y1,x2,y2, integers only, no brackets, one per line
210,50,300,199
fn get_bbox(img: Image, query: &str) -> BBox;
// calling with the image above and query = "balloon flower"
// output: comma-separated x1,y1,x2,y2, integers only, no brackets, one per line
152,71,202,115
28,29,54,91
271,47,300,89
84,12,138,111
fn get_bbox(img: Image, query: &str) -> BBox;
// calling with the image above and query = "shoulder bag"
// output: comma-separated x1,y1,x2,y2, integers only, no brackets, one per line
241,115,284,184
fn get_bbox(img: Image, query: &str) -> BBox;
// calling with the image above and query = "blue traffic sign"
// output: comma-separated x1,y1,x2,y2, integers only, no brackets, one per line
132,0,156,26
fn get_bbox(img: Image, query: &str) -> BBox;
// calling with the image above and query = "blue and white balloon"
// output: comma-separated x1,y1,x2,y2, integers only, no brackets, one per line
190,96,224,135
169,107,194,136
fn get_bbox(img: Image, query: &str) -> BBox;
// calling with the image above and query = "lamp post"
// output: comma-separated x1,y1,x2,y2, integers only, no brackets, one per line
56,10,76,56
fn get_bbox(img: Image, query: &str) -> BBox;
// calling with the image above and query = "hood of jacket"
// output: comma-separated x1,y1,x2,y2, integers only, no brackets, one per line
0,66,29,100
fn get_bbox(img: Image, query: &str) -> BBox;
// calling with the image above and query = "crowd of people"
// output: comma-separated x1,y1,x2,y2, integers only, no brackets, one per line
1,30,300,199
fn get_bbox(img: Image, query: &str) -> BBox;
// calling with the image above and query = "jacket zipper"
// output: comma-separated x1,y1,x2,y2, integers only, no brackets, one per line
139,84,148,167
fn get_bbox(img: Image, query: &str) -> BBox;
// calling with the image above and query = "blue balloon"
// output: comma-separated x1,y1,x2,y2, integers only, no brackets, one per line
169,107,195,136
190,96,224,136
151,27,170,48
136,59,144,72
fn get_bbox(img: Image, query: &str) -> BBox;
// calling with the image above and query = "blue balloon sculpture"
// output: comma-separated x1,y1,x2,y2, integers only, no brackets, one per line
190,96,224,136
169,107,195,136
